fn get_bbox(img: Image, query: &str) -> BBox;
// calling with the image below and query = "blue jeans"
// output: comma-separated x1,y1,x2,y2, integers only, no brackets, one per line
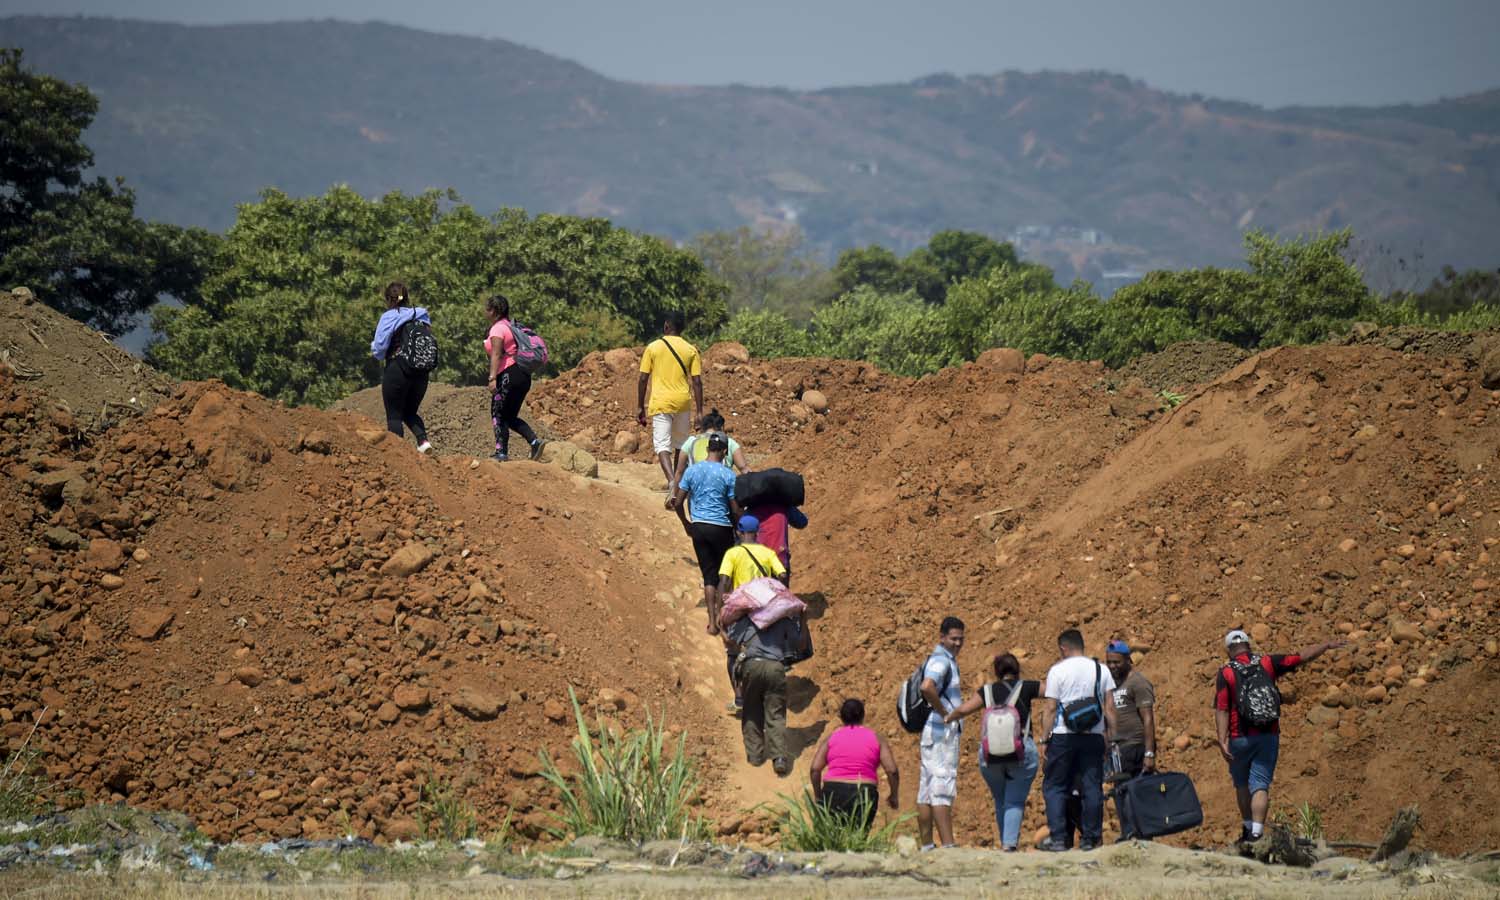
1228,733,1280,793
979,738,1038,848
1042,732,1105,844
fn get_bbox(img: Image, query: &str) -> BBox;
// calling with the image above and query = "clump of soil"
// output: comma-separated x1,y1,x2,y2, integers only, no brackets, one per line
1338,324,1497,361
1117,341,1251,392
0,288,172,428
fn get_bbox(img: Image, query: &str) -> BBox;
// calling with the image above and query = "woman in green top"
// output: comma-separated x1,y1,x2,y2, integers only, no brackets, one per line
668,409,749,528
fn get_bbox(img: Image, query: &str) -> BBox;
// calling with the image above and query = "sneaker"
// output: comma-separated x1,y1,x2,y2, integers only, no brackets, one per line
725,697,743,715
772,757,792,777
416,440,433,454
491,451,509,463
1036,838,1070,852
528,438,546,461
1079,840,1100,852
746,755,765,767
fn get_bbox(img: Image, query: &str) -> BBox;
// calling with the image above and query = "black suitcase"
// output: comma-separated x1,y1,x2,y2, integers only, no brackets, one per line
1113,772,1203,839
734,467,805,508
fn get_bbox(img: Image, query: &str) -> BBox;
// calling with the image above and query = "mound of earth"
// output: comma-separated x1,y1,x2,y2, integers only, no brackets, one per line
769,345,1499,854
1117,341,1252,393
1339,323,1498,361
0,288,172,428
0,364,729,844
3,329,1499,858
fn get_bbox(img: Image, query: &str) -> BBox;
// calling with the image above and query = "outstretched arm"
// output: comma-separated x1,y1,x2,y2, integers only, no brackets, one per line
944,693,983,724
691,374,704,421
1295,639,1347,663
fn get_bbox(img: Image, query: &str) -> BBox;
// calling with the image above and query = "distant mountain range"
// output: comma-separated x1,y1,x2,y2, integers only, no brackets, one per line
5,16,1500,279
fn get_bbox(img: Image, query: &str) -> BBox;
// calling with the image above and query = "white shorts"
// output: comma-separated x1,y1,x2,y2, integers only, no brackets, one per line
917,728,961,807
652,411,691,454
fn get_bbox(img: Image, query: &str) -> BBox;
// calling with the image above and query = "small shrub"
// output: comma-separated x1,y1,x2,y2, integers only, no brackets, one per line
773,788,911,852
539,688,707,843
416,771,477,843
1293,802,1324,841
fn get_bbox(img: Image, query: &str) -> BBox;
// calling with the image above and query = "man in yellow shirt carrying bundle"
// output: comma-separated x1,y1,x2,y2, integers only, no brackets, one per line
637,311,704,486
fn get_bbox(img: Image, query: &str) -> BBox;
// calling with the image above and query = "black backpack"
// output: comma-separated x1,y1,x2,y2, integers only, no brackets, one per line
394,310,439,374
1227,655,1281,728
897,653,951,734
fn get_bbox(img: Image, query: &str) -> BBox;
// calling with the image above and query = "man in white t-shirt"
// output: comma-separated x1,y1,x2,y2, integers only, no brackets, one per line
916,616,965,850
1038,628,1117,851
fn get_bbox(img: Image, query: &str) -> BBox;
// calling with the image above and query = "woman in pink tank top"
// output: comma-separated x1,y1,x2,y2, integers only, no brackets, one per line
810,698,900,829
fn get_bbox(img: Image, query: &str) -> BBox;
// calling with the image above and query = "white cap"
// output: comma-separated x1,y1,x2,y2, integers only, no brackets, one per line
1224,629,1251,648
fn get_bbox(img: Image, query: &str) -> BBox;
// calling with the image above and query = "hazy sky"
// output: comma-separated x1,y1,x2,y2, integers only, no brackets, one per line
2,0,1498,107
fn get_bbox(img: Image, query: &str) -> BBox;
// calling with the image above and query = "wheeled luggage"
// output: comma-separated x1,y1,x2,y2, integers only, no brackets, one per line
1113,771,1203,839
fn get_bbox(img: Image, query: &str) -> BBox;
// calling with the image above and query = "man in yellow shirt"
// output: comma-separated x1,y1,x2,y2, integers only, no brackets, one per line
637,311,704,486
717,514,789,714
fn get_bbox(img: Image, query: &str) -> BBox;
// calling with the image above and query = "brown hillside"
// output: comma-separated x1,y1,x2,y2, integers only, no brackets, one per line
2,296,1497,854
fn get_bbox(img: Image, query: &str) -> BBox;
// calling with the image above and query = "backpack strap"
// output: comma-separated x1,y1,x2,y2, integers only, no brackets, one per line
1005,679,1024,707
660,336,692,378
742,545,771,578
981,683,995,708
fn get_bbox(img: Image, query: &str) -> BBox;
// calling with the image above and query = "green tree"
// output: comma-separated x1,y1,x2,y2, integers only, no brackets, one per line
831,245,906,297
151,186,727,406
0,48,216,334
686,226,833,319
832,231,1021,305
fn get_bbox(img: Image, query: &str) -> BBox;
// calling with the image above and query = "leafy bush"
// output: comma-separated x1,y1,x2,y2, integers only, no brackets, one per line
808,288,952,376
539,689,708,843
719,308,814,359
773,789,910,852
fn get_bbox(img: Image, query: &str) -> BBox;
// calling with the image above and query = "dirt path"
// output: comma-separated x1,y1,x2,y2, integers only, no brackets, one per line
595,461,825,818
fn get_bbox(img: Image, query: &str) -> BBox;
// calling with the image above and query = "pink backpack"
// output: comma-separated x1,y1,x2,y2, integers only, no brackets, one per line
979,681,1026,762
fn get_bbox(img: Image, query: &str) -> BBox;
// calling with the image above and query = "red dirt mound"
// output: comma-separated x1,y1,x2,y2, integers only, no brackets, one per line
3,308,1498,857
0,368,732,844
773,346,1500,853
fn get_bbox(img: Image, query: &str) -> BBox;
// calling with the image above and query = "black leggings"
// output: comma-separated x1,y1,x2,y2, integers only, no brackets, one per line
688,522,734,586
491,368,537,455
822,782,878,830
381,362,428,442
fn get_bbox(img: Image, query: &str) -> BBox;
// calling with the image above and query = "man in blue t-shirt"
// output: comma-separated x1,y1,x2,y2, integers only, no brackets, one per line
917,616,966,850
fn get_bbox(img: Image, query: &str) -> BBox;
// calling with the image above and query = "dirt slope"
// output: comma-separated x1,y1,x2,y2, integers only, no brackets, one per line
0,289,171,428
2,307,1497,856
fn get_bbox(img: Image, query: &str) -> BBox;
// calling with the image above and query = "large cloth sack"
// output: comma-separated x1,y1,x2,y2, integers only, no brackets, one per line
734,468,805,509
719,576,806,629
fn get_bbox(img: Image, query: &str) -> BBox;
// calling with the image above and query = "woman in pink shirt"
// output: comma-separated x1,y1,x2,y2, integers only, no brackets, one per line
809,698,900,829
484,295,542,462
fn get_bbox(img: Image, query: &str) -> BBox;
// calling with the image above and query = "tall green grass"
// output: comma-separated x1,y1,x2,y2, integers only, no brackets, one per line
415,771,477,843
774,788,911,852
0,716,47,821
539,688,708,843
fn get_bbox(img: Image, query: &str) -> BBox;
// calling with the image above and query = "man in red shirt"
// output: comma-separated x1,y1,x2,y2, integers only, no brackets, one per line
1214,629,1345,846
745,503,807,585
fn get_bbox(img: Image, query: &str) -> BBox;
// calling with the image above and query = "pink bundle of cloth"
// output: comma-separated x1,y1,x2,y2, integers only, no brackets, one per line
719,577,806,630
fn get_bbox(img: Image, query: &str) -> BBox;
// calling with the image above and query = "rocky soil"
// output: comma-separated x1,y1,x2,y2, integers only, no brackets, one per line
2,290,1498,860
